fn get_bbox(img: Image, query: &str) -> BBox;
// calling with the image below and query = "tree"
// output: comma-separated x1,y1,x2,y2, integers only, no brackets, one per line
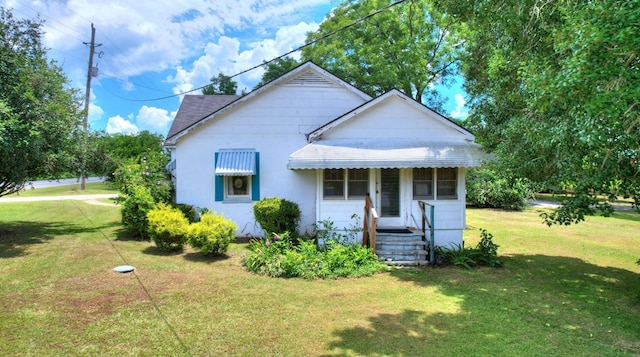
436,0,640,223
86,130,166,181
0,8,83,197
301,0,462,109
202,72,238,95
254,57,300,89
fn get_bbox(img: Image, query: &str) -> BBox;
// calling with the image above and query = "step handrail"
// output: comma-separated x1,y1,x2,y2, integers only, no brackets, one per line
418,201,435,265
362,194,378,249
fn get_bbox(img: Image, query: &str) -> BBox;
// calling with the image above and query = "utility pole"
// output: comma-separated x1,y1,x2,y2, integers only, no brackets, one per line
81,23,101,190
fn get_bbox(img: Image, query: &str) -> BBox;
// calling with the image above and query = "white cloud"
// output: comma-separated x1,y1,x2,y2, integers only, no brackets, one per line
14,0,330,83
450,93,469,119
88,103,104,123
167,21,320,95
135,106,175,134
106,115,139,135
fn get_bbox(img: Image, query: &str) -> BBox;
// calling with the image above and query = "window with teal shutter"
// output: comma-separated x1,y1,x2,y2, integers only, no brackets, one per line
214,150,259,202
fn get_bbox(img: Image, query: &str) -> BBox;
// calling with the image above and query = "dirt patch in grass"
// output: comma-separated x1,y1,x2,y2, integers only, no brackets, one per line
51,270,150,327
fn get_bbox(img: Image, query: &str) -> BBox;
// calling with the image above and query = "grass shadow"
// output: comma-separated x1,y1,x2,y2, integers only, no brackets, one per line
327,254,640,356
0,220,113,258
183,252,231,264
141,246,184,256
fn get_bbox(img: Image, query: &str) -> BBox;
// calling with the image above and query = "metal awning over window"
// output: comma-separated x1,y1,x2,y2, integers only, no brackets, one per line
215,149,256,176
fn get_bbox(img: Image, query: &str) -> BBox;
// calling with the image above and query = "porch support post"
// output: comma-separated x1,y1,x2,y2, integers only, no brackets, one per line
429,205,435,265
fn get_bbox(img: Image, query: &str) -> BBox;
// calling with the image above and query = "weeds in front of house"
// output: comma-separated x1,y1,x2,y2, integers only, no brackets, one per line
435,229,502,269
242,231,387,279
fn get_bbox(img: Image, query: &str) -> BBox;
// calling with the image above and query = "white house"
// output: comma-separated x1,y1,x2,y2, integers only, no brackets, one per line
164,62,488,264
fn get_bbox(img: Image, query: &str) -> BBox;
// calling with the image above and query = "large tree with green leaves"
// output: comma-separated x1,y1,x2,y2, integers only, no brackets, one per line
254,57,300,89
202,72,238,95
301,0,462,109
0,8,83,197
86,130,167,181
436,0,640,223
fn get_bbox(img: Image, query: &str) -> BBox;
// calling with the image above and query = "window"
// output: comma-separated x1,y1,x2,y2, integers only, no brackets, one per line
214,150,260,202
323,169,369,199
437,168,457,199
226,175,251,199
413,168,433,200
323,169,344,198
348,169,368,199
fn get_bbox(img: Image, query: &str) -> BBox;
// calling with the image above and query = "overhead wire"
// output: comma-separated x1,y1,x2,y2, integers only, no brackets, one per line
120,0,409,102
8,0,408,104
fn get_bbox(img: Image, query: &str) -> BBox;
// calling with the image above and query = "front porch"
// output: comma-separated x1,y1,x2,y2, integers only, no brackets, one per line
363,195,435,266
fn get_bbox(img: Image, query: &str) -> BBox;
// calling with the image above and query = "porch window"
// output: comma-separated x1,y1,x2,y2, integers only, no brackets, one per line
413,168,434,200
323,169,344,198
348,169,368,199
323,169,369,200
437,168,457,199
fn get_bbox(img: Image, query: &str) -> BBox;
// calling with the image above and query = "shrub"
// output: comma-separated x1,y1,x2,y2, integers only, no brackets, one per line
466,168,536,211
435,244,479,269
253,197,301,238
242,232,386,279
146,203,189,251
435,228,502,269
120,185,156,239
113,153,173,205
188,212,237,255
475,229,502,267
173,203,197,223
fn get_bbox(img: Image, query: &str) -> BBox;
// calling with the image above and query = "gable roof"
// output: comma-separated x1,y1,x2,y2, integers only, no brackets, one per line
165,94,239,144
307,89,475,142
164,61,372,146
288,89,490,169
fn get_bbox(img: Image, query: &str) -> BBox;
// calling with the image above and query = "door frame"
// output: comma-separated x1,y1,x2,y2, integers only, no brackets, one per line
374,168,406,227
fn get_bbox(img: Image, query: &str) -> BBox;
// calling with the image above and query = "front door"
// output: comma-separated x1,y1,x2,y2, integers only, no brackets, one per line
376,169,404,227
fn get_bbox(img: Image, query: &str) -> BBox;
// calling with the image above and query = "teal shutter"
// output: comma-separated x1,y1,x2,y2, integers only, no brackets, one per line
214,152,224,201
251,152,260,201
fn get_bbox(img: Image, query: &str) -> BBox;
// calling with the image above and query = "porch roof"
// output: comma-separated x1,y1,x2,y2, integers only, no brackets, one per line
287,140,491,169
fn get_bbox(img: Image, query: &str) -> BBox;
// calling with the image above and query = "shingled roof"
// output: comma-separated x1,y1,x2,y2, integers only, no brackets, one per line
165,95,239,142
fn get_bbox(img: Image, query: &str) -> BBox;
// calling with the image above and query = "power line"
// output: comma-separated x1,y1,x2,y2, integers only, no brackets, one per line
120,0,408,102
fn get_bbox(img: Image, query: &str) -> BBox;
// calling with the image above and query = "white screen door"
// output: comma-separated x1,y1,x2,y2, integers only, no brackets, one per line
377,169,404,226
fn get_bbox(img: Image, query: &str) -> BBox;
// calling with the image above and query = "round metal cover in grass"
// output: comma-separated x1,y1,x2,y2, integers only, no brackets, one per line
114,265,135,273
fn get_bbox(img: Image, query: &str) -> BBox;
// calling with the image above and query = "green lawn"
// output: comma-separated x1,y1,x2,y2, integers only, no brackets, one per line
1,197,639,356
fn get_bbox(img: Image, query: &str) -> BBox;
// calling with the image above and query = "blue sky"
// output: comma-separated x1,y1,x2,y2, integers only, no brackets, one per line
3,0,468,137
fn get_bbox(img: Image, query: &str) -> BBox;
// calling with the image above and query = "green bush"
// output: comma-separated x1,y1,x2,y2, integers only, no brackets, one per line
188,212,237,255
113,153,173,205
435,228,502,269
242,232,386,279
147,203,189,251
120,185,156,239
253,197,301,238
466,168,536,211
174,203,197,223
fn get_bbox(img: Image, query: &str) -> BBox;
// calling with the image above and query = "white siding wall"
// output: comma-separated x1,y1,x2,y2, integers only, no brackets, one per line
408,168,467,247
322,96,467,142
174,81,367,237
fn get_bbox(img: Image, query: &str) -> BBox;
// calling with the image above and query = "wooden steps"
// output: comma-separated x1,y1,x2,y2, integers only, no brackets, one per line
374,228,429,266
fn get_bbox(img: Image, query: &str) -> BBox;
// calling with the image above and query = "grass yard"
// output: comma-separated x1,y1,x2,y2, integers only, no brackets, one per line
1,196,639,356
